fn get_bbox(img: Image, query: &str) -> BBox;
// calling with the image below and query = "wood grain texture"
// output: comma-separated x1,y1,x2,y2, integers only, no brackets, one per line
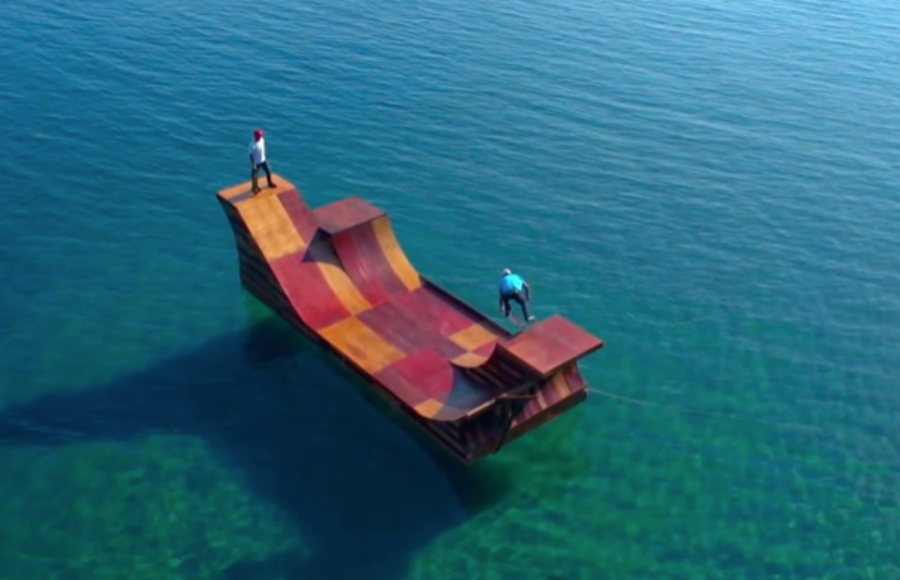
449,322,502,351
357,299,466,360
270,253,353,330
501,314,605,377
375,349,454,407
451,352,490,368
450,341,498,367
541,372,566,406
217,173,296,204
278,189,318,244
331,222,409,305
390,285,484,337
319,316,406,374
306,240,373,315
313,196,386,234
371,215,421,291
373,349,499,421
237,195,307,260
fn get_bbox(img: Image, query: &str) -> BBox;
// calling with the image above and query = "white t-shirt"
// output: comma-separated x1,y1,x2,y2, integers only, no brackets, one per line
248,138,266,165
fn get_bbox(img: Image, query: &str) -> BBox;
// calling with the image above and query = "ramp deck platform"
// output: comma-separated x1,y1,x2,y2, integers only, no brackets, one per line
216,174,604,463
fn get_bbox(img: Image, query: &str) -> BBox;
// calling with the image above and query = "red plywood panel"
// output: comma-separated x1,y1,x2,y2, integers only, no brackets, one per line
330,229,388,306
331,223,409,306
357,300,466,360
375,349,454,405
278,189,318,244
349,222,410,296
313,196,385,235
500,315,604,377
390,284,485,338
473,341,497,358
269,253,352,330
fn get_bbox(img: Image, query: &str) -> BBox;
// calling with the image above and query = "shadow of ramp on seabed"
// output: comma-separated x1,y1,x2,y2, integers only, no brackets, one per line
0,315,514,580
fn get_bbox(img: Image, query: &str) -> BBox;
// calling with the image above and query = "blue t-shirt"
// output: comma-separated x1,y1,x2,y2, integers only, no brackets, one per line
499,273,524,294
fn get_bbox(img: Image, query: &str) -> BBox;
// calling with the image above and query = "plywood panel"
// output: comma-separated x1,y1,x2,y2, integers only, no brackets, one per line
270,254,352,330
501,315,604,376
319,316,405,374
371,216,421,291
391,285,482,337
374,349,457,415
217,174,295,203
306,241,373,315
237,195,306,260
313,196,385,234
278,190,318,244
331,222,410,306
331,227,389,306
357,300,465,359
449,322,503,351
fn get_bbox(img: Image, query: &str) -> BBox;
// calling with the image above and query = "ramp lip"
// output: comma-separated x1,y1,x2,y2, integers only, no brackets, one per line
373,347,498,423
313,196,386,235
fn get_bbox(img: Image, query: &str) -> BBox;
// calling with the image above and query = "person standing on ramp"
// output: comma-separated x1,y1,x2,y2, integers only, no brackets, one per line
498,268,535,325
248,128,276,194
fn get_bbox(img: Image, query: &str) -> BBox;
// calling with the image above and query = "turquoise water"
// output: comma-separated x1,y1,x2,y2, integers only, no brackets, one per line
2,0,900,577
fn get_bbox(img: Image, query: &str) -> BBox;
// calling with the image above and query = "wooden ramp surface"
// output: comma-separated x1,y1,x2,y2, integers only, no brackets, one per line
216,174,603,422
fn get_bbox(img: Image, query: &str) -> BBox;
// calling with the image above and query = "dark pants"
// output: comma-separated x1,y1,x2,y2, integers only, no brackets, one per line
251,161,274,190
501,291,530,320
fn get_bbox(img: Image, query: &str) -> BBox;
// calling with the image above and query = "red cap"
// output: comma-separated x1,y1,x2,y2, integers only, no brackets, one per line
253,128,263,139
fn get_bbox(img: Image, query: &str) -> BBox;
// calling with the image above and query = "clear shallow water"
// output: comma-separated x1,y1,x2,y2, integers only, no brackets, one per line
1,0,899,577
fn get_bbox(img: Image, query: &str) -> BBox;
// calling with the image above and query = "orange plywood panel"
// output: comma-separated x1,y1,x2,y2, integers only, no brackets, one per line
313,196,385,235
371,216,421,291
217,173,296,203
451,352,490,368
319,316,406,374
237,195,307,260
449,322,503,352
501,315,604,377
306,241,373,315
413,398,443,418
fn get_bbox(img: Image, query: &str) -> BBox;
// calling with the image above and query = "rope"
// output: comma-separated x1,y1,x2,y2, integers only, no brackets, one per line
585,387,821,432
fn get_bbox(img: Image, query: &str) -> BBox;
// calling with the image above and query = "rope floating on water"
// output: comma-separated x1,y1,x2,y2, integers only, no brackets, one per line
585,387,821,432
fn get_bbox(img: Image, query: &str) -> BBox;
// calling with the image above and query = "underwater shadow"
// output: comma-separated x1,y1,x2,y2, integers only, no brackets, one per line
0,310,516,580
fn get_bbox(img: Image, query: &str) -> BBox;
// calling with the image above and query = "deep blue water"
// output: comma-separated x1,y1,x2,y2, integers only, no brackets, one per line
1,0,900,578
